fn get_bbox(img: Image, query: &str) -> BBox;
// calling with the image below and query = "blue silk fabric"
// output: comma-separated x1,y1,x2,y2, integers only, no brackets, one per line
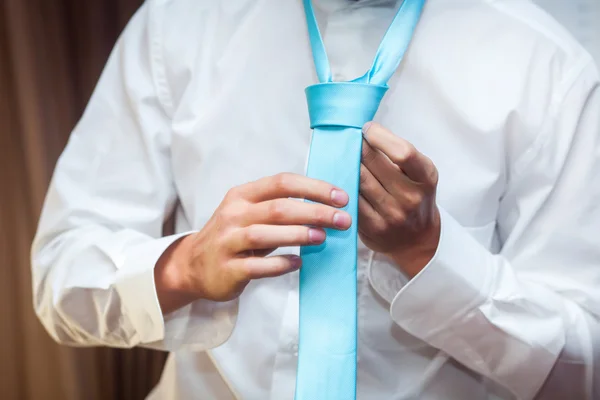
296,1,427,399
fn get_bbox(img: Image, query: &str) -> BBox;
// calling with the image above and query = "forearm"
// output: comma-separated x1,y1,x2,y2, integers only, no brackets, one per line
154,234,199,315
389,208,600,399
33,225,236,352
32,226,171,348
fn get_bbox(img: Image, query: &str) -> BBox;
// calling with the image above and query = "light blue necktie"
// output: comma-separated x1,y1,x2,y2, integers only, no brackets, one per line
296,1,426,399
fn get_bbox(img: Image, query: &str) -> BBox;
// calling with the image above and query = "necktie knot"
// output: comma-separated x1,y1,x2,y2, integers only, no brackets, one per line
305,82,388,129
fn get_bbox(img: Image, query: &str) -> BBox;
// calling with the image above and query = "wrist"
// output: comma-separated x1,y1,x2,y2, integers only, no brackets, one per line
390,211,441,278
154,234,198,314
390,245,436,278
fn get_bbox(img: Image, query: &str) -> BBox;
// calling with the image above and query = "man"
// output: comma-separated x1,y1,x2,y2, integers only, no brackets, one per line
32,0,600,398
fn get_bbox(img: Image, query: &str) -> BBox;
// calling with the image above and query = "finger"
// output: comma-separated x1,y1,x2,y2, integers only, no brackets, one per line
363,122,437,185
361,139,410,196
232,255,303,280
230,224,327,253
230,172,349,206
358,195,386,235
359,164,396,218
247,199,352,229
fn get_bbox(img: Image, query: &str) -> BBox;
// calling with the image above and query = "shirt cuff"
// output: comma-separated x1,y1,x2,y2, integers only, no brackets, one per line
115,232,191,344
389,207,493,341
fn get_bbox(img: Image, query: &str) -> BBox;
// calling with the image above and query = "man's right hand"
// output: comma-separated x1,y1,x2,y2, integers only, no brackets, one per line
154,173,351,314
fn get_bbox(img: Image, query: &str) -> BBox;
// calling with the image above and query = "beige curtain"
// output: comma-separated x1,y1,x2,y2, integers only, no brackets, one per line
0,1,168,399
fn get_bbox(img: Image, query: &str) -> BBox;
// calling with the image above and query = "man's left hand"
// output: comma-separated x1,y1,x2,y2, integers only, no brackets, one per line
359,122,441,278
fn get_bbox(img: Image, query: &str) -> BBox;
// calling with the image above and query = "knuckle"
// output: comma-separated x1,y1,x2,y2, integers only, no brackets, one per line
374,193,387,208
393,143,416,164
273,172,292,190
225,186,241,201
215,234,231,252
313,207,330,226
389,210,407,227
428,167,439,188
217,207,233,225
243,227,262,247
404,143,418,158
405,191,424,209
268,199,287,220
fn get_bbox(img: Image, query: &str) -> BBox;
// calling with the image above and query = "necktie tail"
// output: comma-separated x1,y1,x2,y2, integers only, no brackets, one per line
297,126,362,400
296,2,428,399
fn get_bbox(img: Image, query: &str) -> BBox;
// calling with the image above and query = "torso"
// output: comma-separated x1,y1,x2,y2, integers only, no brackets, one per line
147,0,580,398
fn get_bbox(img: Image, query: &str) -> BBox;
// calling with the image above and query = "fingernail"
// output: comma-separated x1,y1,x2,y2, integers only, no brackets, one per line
331,189,349,206
288,255,302,269
308,228,326,244
333,212,352,229
362,121,373,135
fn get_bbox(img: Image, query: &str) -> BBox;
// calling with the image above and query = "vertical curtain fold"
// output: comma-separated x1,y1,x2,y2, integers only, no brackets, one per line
0,1,167,399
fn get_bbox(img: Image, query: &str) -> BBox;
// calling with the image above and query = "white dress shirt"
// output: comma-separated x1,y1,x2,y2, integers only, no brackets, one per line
31,0,600,399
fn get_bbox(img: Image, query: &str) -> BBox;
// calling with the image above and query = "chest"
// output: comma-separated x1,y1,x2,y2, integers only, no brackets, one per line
166,1,506,232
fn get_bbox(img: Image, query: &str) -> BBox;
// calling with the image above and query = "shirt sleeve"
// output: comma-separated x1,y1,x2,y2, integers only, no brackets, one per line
31,0,237,352
389,60,600,399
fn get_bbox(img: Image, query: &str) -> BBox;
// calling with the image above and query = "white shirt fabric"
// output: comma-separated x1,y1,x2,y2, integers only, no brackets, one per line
31,0,600,399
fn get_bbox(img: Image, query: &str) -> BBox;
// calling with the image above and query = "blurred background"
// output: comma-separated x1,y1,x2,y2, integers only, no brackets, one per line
0,1,598,399
0,1,166,399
